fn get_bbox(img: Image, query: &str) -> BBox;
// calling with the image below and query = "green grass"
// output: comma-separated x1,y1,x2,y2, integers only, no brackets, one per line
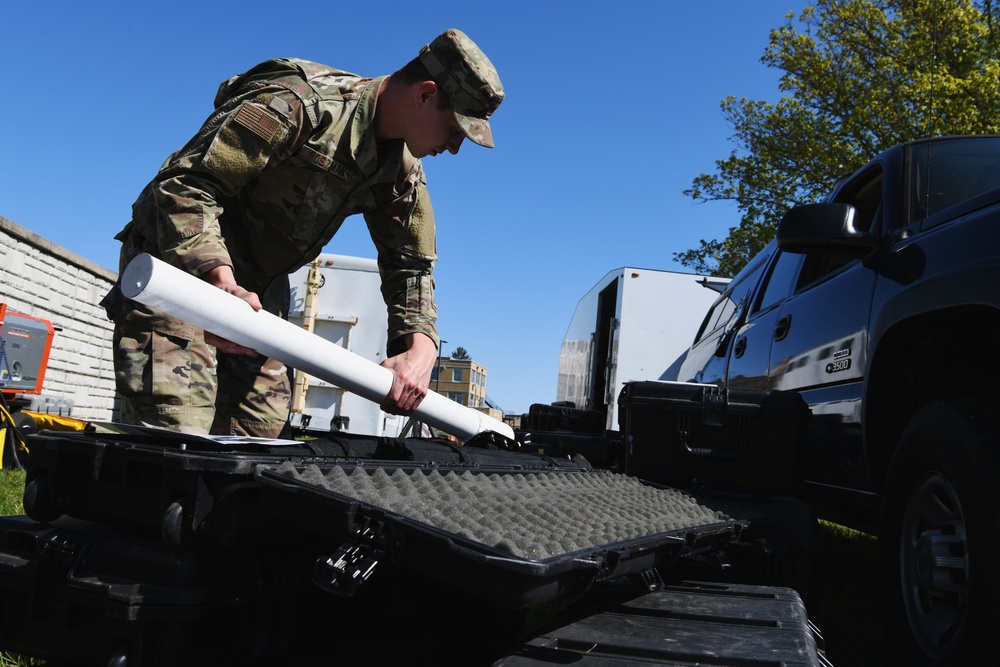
0,469,886,666
0,470,24,516
0,653,40,667
0,469,40,667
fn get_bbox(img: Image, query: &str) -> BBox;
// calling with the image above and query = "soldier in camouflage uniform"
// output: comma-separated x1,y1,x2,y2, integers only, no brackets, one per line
100,29,504,438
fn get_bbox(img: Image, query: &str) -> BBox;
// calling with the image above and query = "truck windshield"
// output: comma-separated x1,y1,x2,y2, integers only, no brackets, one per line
910,136,1000,224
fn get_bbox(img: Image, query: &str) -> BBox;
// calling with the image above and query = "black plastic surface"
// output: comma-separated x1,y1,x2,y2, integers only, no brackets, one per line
493,580,831,666
522,403,606,435
619,381,810,493
0,515,326,666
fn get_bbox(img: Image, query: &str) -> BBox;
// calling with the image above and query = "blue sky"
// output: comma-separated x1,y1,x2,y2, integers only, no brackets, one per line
1,1,808,416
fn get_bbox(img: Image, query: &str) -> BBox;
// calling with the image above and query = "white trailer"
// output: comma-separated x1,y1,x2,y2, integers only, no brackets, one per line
286,254,411,437
557,267,729,432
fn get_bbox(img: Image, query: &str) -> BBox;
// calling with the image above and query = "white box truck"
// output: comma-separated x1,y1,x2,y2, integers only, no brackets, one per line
555,267,730,432
287,254,412,437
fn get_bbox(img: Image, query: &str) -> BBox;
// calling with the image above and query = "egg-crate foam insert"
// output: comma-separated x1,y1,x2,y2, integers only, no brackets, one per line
271,462,732,560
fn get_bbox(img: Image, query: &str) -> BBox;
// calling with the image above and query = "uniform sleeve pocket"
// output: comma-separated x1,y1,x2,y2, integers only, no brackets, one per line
203,100,290,187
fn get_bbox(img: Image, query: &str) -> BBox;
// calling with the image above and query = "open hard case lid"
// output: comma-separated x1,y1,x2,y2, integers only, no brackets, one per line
255,461,740,610
21,426,592,546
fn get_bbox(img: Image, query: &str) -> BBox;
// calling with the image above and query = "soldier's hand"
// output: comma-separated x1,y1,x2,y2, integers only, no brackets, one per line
380,333,437,415
204,331,258,356
201,265,261,356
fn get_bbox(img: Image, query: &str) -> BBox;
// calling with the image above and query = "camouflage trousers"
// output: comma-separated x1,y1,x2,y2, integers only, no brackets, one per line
113,324,293,438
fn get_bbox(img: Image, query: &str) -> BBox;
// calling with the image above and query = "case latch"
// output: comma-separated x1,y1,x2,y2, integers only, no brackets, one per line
313,522,384,597
701,385,728,427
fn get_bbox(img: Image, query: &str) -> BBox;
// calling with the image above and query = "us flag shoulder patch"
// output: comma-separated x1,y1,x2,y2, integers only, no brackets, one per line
234,104,280,142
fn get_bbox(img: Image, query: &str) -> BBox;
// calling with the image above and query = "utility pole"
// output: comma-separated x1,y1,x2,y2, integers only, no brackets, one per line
435,340,448,396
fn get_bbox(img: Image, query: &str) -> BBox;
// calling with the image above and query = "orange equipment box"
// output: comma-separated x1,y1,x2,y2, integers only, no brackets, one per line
0,304,55,396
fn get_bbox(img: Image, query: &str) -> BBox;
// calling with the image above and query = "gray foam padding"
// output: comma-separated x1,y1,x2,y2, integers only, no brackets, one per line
273,463,731,560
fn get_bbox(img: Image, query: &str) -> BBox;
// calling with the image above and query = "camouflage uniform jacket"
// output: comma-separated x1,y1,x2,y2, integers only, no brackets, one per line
102,58,439,354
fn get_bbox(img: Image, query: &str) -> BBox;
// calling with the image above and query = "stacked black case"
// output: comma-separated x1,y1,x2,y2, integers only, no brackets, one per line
495,580,830,666
619,381,811,493
0,515,330,665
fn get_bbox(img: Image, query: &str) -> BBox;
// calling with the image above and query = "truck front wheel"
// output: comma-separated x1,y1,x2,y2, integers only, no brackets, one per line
880,399,1000,666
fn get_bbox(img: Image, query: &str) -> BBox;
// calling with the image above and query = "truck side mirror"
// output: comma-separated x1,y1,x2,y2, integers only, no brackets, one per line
777,203,878,258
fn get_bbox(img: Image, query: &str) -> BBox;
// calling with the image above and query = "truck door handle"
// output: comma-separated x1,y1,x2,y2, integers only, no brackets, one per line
774,315,792,341
734,337,747,358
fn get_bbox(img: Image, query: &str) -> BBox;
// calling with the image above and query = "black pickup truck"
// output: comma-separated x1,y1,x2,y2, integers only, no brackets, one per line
673,135,1000,666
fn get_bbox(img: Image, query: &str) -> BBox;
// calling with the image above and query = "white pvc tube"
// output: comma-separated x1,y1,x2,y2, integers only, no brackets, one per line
120,253,514,441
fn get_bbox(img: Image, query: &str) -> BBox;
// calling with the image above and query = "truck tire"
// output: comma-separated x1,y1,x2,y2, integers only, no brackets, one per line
879,399,1000,666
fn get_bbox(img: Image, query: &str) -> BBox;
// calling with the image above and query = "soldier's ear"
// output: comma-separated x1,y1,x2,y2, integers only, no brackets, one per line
415,80,439,108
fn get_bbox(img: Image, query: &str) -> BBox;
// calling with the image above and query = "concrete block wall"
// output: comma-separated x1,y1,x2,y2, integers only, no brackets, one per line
0,215,118,421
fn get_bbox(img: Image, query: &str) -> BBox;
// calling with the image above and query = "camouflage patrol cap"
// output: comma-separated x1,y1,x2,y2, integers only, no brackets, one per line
419,29,504,148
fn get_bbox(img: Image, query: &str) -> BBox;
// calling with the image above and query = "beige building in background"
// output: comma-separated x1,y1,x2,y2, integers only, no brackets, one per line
431,356,504,423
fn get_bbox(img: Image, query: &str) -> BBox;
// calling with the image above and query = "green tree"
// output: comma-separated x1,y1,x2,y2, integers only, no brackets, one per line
678,0,1000,276
451,346,471,360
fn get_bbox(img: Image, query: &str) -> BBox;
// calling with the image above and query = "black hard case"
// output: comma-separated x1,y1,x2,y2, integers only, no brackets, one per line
522,403,605,434
618,381,810,493
493,580,831,666
255,461,737,611
0,515,327,666
22,427,586,547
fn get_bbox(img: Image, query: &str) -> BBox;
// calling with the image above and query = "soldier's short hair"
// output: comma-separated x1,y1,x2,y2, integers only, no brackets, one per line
392,59,452,110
